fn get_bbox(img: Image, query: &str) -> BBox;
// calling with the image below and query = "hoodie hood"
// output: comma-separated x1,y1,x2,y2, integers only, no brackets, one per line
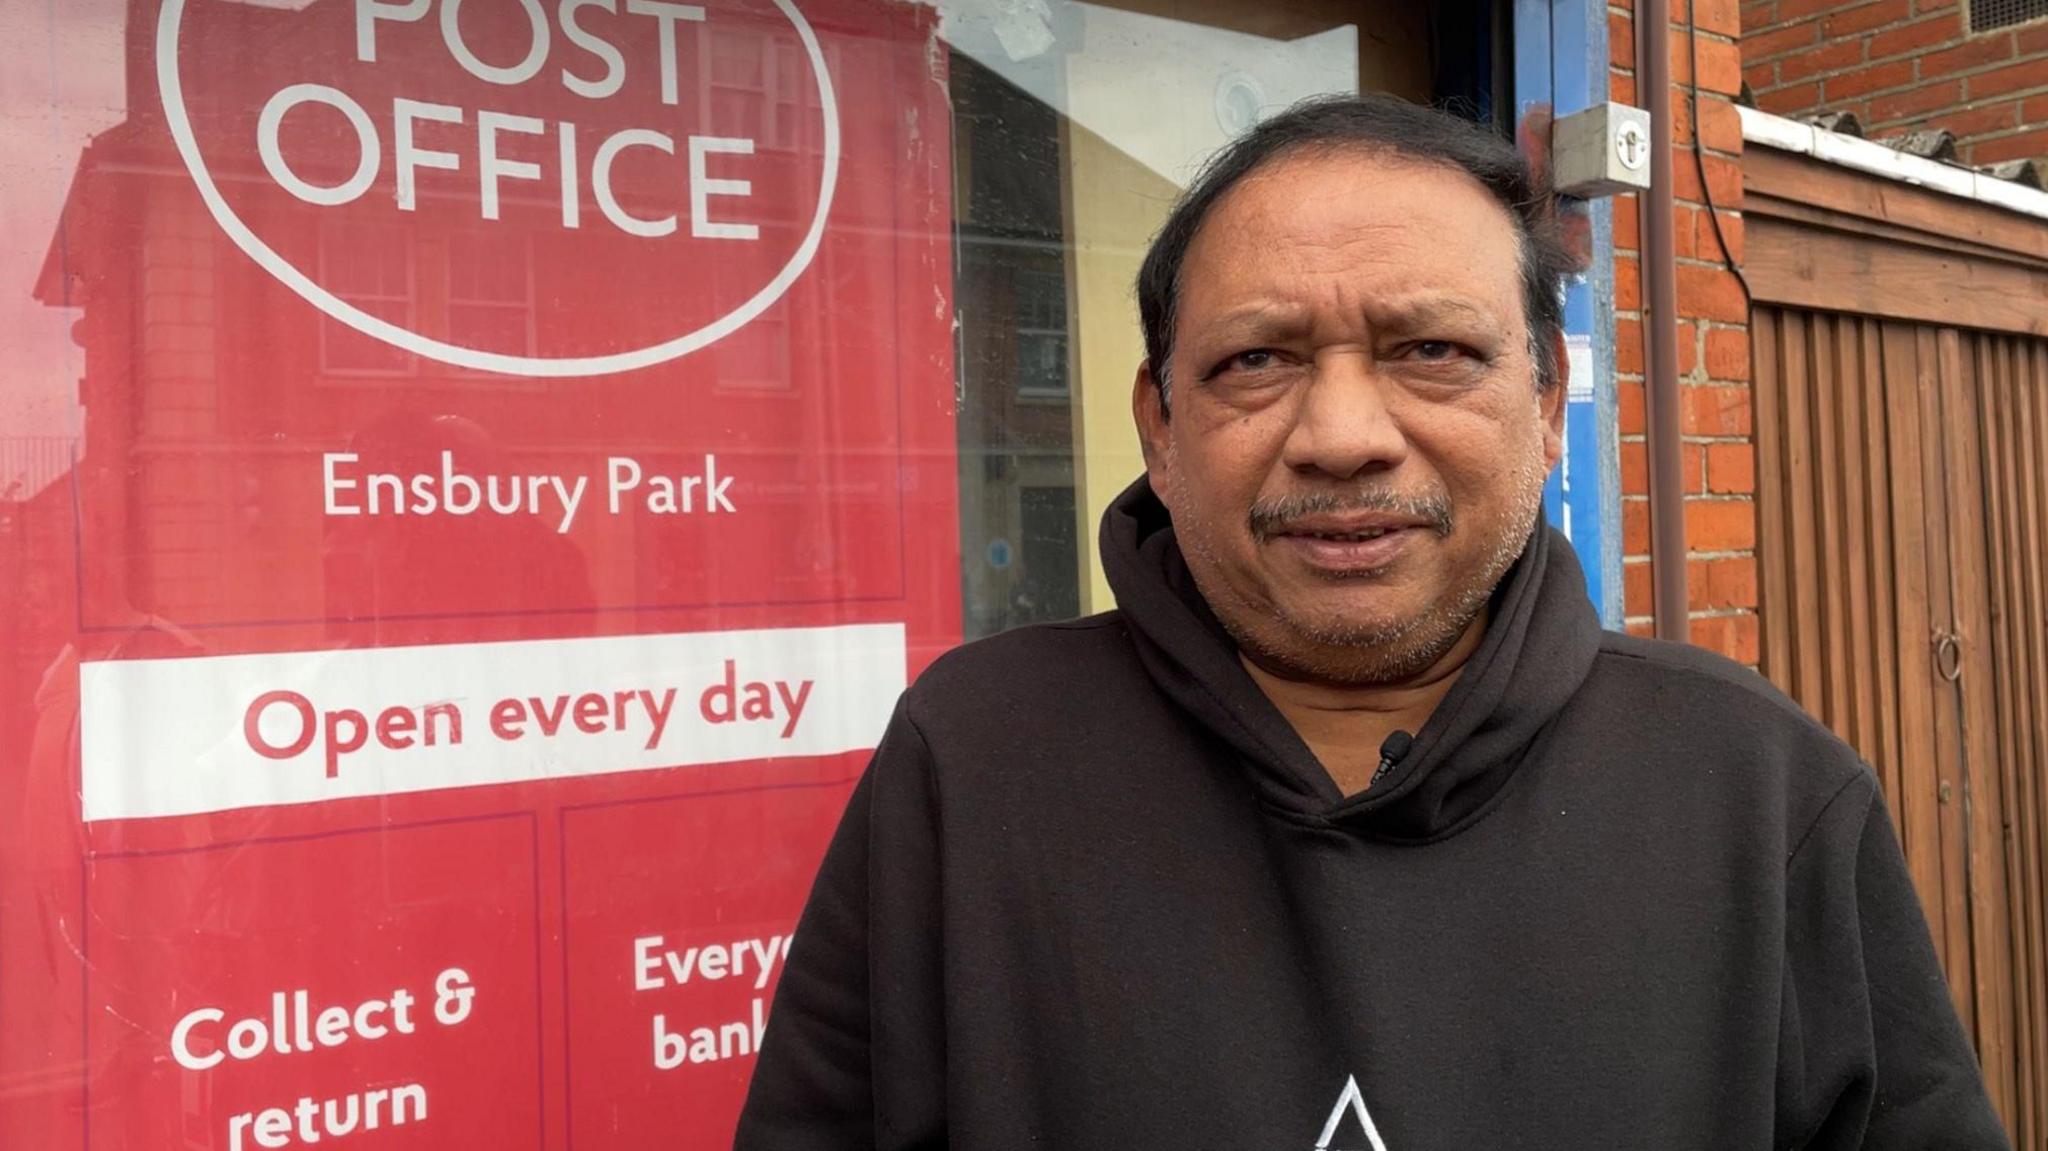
1100,476,1603,841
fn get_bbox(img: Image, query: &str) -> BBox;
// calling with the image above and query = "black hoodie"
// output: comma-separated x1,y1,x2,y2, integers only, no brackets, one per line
736,479,2007,1149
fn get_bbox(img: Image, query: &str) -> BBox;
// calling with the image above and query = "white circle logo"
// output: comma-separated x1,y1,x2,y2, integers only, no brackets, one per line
154,0,841,378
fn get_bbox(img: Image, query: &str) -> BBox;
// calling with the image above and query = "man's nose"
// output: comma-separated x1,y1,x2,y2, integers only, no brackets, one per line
1280,352,1409,480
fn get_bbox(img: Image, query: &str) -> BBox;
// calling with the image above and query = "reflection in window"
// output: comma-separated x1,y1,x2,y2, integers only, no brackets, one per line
447,233,536,361
1014,267,1071,399
702,20,811,155
712,298,793,392
1014,484,1080,624
950,51,1081,640
317,222,415,376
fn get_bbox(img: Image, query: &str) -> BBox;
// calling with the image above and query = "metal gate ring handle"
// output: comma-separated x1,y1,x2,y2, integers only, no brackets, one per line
1934,630,1964,683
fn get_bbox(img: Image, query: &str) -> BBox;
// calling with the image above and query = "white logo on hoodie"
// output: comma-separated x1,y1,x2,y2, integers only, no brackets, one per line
1314,1075,1390,1151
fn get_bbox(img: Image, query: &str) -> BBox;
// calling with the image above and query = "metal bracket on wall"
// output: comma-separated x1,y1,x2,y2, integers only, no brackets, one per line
1550,102,1654,199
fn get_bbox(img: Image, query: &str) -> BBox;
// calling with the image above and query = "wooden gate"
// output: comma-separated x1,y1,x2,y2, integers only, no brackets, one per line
1748,146,2048,1142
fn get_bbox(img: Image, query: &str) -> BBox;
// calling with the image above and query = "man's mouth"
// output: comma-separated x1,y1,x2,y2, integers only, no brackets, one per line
1265,519,1430,574
1248,494,1452,542
1263,512,1436,542
1244,493,1452,574
1291,527,1400,542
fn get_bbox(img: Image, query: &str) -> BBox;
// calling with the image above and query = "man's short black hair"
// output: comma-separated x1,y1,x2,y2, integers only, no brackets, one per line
1136,93,1575,404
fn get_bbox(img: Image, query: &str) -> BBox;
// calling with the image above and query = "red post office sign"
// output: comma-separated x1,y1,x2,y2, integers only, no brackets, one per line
0,1,958,1147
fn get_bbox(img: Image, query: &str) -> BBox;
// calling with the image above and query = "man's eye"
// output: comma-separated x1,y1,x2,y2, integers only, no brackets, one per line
1409,341,1463,361
1202,349,1284,380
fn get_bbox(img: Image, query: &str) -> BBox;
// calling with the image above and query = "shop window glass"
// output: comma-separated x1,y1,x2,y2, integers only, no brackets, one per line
0,1,1450,1145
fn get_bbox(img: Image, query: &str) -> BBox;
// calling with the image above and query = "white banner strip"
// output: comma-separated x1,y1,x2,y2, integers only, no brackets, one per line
79,624,906,822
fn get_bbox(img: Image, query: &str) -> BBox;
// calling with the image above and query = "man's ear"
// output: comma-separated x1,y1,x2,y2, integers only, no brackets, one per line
1539,330,1569,469
1133,360,1175,505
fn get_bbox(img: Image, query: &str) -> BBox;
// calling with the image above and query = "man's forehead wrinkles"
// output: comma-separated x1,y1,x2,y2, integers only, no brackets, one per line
1201,227,1409,273
1185,237,1510,314
1184,290,1510,338
1375,293,1503,328
1202,299,1310,329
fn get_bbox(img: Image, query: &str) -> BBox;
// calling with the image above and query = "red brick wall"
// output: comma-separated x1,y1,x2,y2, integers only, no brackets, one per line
1610,0,1764,666
1744,2,2048,165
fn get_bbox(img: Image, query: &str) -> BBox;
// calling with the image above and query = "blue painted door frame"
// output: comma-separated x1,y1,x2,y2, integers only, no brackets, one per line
1517,0,1624,626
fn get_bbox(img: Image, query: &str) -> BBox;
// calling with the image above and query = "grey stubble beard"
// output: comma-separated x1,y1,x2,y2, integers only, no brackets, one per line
1170,443,1550,687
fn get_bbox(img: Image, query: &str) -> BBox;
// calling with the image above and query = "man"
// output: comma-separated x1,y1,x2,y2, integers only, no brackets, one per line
737,95,2006,1149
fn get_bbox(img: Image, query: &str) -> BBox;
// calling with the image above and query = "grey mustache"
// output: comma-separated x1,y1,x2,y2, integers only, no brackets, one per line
1247,490,1454,541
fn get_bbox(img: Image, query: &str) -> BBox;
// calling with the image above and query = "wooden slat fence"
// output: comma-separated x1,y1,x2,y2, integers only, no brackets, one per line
1754,307,2048,1143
